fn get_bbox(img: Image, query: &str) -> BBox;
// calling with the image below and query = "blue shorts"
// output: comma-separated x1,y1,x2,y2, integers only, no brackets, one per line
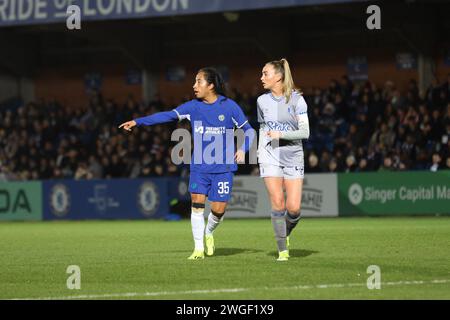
189,171,234,202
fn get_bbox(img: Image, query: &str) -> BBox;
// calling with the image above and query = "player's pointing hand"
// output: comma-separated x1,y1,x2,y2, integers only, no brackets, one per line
118,120,137,132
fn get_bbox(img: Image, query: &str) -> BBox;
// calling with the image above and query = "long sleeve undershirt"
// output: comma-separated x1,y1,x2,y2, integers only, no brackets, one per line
280,113,310,140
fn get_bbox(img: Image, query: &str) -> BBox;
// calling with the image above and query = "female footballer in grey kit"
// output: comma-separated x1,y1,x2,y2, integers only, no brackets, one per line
257,58,310,261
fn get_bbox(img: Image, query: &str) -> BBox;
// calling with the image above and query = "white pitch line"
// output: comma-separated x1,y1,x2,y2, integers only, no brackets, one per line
266,279,450,291
11,288,248,300
9,279,450,300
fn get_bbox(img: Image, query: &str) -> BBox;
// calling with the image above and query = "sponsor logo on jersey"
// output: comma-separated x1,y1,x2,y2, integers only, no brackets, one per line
194,125,226,135
194,126,204,134
266,121,292,132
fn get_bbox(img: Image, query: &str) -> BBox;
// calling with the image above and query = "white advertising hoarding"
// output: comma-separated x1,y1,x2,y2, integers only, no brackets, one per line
205,174,338,218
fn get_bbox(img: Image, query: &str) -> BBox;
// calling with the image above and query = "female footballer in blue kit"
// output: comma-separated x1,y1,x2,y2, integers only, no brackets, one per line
257,59,310,261
119,68,255,260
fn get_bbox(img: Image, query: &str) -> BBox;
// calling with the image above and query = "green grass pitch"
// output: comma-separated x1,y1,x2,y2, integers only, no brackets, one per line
1,217,449,300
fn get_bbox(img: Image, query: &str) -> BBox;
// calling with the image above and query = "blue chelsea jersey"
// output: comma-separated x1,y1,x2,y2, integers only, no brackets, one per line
173,96,250,174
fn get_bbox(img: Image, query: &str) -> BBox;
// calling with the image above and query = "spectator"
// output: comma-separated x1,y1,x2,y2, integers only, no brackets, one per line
379,154,394,172
74,162,94,180
429,153,442,172
442,74,450,99
328,158,339,173
426,78,442,108
344,155,357,173
88,155,103,179
307,153,322,173
356,158,369,172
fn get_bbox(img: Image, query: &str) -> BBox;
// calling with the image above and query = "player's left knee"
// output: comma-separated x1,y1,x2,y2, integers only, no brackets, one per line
286,204,301,216
211,209,225,218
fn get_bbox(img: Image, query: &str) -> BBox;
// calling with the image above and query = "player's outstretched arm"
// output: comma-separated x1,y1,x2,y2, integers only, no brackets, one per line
118,111,179,131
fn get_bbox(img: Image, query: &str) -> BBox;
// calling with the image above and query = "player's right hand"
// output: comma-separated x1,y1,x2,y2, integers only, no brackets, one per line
118,120,137,132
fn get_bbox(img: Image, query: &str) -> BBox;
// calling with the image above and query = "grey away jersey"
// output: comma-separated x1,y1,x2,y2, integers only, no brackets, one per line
257,91,308,167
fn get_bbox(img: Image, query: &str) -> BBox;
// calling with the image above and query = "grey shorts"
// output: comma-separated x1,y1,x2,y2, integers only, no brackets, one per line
259,163,304,179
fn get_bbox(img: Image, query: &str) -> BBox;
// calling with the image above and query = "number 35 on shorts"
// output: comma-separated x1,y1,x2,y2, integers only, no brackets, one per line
218,182,230,194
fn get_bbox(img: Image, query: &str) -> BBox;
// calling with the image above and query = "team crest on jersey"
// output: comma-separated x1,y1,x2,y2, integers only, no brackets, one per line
288,106,296,114
218,114,225,121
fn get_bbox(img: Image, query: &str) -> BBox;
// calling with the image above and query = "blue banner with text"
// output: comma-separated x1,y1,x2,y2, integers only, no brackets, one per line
0,0,367,27
43,178,169,220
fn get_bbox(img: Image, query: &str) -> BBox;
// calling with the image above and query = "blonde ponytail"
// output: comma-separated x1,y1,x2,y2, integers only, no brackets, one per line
267,58,301,103
280,59,295,103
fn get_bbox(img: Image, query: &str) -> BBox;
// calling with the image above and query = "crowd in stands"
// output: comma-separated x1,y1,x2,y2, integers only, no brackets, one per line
304,75,450,173
1,74,449,181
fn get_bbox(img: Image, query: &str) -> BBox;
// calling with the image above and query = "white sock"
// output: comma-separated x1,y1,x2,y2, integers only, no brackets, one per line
205,212,222,236
191,210,205,251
